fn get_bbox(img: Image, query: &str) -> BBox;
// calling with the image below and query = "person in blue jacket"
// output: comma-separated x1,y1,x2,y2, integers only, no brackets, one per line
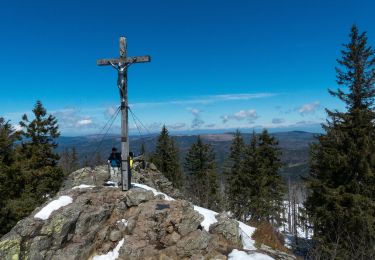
107,147,121,185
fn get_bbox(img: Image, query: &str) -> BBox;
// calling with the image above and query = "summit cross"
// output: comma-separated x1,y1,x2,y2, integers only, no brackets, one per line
97,37,151,191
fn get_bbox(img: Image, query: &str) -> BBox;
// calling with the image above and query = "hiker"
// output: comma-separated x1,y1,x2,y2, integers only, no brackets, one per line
107,147,121,184
129,152,134,170
128,152,134,188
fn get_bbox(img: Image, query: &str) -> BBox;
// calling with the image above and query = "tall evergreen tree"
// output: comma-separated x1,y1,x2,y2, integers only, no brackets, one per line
70,147,79,171
256,129,285,224
305,25,375,258
227,130,284,223
152,125,182,188
184,136,221,209
0,118,20,235
226,130,246,219
17,101,63,205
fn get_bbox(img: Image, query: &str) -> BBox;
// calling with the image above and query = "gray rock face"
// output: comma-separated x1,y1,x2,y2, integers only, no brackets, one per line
0,163,294,260
124,188,154,207
209,213,242,247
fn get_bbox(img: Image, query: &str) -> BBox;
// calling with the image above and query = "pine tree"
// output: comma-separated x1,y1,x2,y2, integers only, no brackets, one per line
0,118,21,236
305,25,375,258
140,142,146,155
70,147,79,171
241,131,262,221
152,125,182,188
256,129,285,224
17,101,63,205
226,130,246,219
184,136,220,209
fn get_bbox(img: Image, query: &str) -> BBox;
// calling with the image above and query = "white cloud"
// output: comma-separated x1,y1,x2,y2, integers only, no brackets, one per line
130,92,277,108
189,108,205,128
77,119,93,126
167,123,186,130
53,108,94,129
221,109,258,124
298,101,320,116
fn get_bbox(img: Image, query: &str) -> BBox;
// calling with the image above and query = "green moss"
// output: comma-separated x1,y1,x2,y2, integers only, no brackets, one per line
0,238,21,260
40,215,65,235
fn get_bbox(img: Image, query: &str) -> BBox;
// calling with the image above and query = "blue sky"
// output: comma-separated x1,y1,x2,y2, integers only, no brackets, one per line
1,0,374,136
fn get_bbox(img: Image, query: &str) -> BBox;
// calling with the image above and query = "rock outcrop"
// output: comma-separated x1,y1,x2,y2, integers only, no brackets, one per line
0,162,295,260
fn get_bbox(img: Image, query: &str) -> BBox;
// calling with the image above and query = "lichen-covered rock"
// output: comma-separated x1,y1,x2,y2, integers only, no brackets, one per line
124,188,154,207
176,230,210,257
209,213,242,247
0,233,22,260
0,164,294,260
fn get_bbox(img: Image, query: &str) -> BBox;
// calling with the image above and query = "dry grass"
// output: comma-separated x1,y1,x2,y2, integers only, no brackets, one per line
250,221,290,253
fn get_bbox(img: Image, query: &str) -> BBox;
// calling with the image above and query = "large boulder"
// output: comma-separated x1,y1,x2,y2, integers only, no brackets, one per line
209,213,242,247
1,164,294,259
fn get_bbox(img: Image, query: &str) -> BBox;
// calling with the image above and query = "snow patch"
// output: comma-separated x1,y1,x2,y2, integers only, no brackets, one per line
72,184,95,189
132,183,174,201
228,249,274,260
193,205,218,231
92,238,124,260
34,196,73,220
238,221,257,250
117,219,128,227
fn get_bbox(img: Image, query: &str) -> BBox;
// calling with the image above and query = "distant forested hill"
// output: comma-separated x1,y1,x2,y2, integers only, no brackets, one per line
56,131,316,183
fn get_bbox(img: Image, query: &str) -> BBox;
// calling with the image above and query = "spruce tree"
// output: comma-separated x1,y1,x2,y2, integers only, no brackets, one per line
152,125,182,188
17,101,63,205
232,130,284,224
256,129,285,224
241,131,262,222
70,147,79,171
0,118,20,235
305,25,375,258
226,130,246,219
184,136,220,209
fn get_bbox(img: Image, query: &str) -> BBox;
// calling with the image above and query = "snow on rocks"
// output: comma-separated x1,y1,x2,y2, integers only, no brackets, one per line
34,196,73,220
131,183,260,253
193,205,219,231
132,183,174,201
117,219,128,227
238,221,257,250
92,238,124,260
228,249,274,260
72,184,95,189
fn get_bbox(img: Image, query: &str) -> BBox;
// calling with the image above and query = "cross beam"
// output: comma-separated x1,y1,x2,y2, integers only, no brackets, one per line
97,56,151,66
97,37,151,191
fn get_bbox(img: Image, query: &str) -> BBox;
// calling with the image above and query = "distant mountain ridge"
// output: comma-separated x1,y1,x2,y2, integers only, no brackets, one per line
56,131,317,182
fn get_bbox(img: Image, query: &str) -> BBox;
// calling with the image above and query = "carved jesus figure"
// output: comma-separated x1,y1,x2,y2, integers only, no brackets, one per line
110,61,126,99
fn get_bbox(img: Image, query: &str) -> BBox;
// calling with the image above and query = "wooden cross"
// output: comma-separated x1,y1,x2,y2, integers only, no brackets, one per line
97,37,151,191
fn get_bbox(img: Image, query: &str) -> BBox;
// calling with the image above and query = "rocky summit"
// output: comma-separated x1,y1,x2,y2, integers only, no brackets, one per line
0,161,295,260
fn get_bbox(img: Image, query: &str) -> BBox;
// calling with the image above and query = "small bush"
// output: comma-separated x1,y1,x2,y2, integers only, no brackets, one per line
251,221,290,253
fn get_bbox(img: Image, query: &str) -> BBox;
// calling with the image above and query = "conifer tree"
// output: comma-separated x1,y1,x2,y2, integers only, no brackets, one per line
228,130,284,223
256,129,285,224
0,118,20,235
140,143,146,155
17,101,63,205
184,136,220,209
241,131,262,221
226,130,246,219
70,147,79,171
152,125,182,188
305,25,375,258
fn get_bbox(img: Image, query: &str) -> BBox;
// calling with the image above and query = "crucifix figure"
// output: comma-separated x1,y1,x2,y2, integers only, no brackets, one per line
97,37,151,191
109,61,126,99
